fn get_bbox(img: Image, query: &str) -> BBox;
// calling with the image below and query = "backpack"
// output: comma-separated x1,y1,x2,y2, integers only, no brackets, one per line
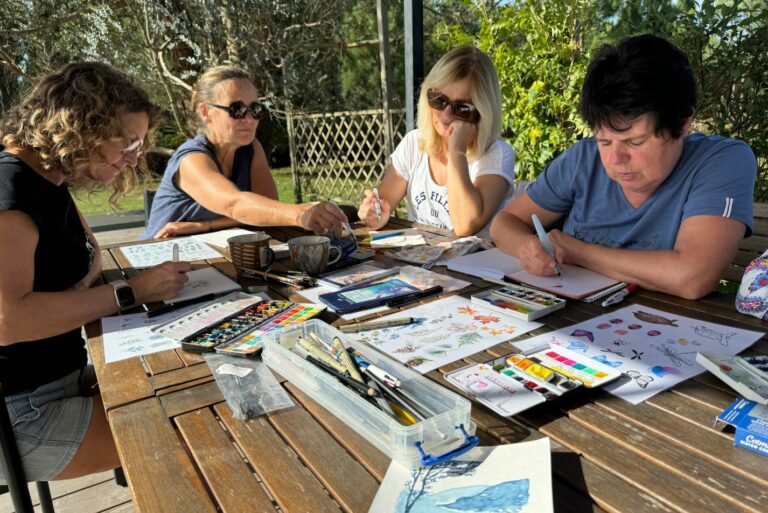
735,249,768,320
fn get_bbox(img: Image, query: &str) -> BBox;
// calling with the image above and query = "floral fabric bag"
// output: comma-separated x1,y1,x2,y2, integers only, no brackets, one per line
735,249,768,320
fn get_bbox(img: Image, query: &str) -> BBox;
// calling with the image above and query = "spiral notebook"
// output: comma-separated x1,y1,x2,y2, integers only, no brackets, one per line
448,248,622,299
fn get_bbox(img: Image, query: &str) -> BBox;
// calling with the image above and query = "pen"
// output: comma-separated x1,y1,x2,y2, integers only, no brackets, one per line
172,243,179,263
350,353,402,387
146,293,217,318
601,284,638,307
339,317,414,333
372,187,382,219
386,285,443,308
531,214,562,279
362,231,405,243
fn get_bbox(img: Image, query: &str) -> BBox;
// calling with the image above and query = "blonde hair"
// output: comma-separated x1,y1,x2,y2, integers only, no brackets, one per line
0,62,161,205
416,45,501,158
189,66,254,131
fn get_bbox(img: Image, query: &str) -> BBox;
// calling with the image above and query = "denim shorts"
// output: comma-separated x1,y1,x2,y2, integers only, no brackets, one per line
1,366,94,483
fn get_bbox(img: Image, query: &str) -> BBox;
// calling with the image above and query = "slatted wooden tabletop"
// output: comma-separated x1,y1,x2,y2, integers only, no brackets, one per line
85,220,768,513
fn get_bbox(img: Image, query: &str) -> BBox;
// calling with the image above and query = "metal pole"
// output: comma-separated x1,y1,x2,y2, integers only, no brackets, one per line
377,0,394,158
404,0,424,132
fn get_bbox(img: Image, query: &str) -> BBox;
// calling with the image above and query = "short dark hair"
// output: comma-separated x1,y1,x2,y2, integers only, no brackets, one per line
579,34,696,139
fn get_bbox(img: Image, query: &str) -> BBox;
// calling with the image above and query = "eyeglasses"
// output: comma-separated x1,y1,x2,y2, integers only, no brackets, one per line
426,89,480,123
209,101,267,120
121,138,144,159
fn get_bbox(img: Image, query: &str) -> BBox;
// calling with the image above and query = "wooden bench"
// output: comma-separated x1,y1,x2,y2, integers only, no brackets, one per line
722,202,768,284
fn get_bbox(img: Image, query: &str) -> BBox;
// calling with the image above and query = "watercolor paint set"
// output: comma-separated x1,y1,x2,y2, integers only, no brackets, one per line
471,285,565,321
151,291,323,355
214,303,326,356
444,345,622,417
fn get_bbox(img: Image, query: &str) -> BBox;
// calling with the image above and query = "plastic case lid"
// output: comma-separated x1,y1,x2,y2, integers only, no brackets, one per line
262,319,477,467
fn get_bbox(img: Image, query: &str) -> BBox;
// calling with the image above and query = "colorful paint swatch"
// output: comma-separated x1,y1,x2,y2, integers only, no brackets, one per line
530,348,620,388
215,304,326,355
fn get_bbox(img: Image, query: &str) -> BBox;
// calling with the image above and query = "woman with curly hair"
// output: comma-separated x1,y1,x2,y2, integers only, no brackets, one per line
0,62,191,483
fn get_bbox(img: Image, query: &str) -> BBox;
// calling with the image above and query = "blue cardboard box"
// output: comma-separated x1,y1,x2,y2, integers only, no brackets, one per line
716,398,768,457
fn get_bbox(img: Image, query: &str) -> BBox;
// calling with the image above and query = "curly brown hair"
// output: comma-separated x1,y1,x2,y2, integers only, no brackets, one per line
0,62,162,205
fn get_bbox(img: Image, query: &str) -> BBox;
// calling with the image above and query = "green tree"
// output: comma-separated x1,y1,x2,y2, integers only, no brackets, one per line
437,0,604,179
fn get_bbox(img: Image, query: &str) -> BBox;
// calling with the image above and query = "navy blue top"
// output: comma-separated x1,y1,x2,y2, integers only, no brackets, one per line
142,134,254,239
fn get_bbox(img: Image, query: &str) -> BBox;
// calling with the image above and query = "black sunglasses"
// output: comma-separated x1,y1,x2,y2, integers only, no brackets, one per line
209,101,267,120
426,89,480,123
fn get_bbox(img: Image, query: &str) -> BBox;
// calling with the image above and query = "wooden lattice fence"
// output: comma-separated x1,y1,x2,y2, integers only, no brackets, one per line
287,109,406,206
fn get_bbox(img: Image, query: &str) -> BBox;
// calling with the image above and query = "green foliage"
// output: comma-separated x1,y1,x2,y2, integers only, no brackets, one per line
437,0,602,179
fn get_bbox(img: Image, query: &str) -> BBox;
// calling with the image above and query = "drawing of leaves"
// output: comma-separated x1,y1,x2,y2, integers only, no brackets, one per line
473,314,500,324
405,356,431,368
457,332,482,346
419,334,446,344
393,343,418,354
457,306,478,316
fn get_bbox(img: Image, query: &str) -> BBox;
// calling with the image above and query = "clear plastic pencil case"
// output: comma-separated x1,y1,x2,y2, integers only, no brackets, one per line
262,319,478,468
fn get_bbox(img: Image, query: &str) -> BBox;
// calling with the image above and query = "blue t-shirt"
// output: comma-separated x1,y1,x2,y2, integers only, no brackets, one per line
141,134,253,239
526,133,756,250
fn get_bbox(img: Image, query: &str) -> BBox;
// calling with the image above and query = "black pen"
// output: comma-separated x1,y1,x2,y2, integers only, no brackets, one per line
386,285,443,308
146,293,217,318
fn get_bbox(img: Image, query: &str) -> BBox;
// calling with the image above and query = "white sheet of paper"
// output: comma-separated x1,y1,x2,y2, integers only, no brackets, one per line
510,266,620,299
120,238,222,268
369,228,426,248
165,267,241,304
369,438,553,513
192,228,256,248
513,305,764,404
100,304,202,363
351,296,541,374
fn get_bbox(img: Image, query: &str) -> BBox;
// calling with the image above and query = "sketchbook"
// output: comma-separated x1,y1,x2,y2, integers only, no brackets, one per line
447,248,621,299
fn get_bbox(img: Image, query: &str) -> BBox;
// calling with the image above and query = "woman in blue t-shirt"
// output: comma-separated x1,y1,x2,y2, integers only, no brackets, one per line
142,66,347,239
0,62,191,483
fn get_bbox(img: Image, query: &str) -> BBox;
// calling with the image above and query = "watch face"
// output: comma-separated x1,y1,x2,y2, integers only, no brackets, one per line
115,284,135,309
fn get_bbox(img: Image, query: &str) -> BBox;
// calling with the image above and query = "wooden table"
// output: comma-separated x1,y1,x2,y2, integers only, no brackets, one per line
86,220,768,513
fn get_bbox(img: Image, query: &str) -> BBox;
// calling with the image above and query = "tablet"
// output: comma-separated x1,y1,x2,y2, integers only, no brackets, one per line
318,278,420,314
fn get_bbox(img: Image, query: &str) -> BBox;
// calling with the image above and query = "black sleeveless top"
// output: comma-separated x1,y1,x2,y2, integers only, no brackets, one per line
0,152,90,393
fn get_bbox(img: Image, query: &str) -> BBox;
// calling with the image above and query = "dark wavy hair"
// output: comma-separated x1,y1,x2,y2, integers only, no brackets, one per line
580,34,696,139
1,62,161,204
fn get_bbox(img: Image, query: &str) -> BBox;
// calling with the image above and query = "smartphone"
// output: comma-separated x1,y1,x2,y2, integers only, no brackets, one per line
318,278,420,314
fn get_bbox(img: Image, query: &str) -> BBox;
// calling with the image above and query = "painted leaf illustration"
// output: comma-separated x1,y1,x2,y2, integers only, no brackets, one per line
457,306,478,316
473,314,500,324
457,332,482,346
393,343,418,354
405,356,430,368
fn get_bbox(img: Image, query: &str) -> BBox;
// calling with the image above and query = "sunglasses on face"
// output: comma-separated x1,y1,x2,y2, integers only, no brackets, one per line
209,101,267,120
426,89,480,123
121,138,144,159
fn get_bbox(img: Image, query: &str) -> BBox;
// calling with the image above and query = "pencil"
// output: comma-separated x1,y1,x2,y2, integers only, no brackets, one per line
172,243,179,263
339,317,414,333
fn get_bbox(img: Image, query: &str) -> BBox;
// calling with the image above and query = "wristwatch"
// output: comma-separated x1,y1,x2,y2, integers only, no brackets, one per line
111,280,135,310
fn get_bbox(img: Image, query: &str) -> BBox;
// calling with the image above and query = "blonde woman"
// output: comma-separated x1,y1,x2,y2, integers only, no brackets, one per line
358,45,516,237
0,62,191,483
142,66,347,239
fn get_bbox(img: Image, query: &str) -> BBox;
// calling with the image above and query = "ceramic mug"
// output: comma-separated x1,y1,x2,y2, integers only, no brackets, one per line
228,233,276,275
288,235,342,276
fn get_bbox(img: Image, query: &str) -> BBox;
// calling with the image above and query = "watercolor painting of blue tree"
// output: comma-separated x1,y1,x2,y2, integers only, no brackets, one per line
395,460,530,513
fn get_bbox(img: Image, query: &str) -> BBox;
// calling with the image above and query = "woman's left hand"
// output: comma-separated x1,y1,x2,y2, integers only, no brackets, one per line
447,120,477,155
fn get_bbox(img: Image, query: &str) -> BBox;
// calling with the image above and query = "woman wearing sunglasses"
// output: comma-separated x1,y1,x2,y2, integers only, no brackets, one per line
0,62,191,484
142,66,347,239
358,45,516,237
